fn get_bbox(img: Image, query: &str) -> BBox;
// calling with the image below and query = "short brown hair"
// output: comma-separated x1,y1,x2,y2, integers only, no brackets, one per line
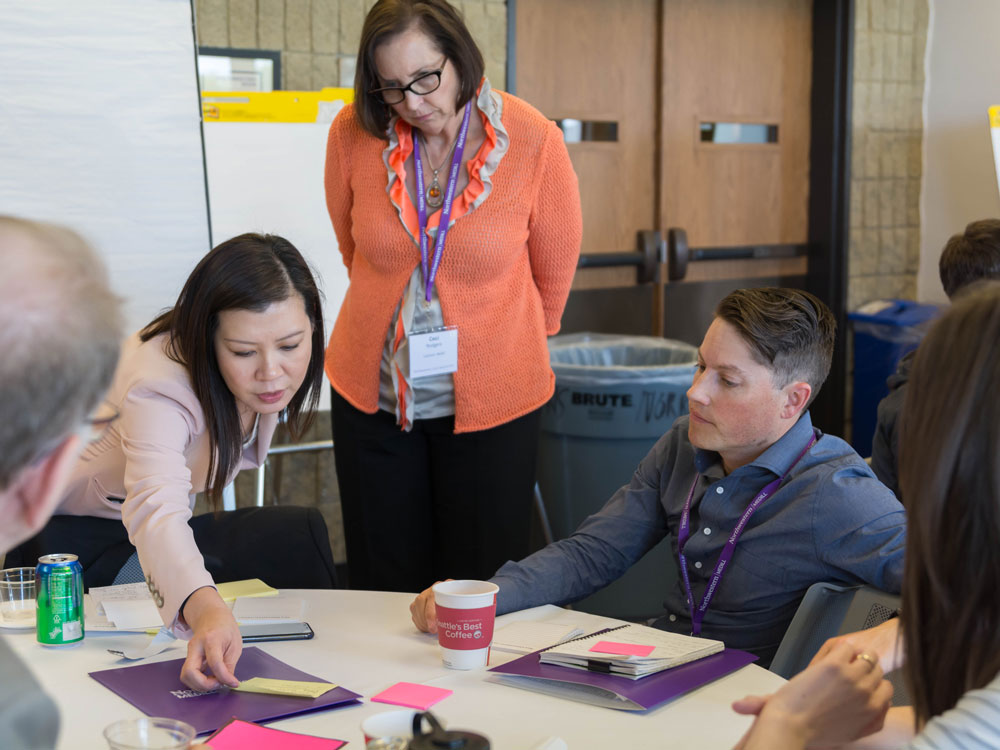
353,0,485,139
900,282,1000,725
938,219,1000,299
714,287,835,405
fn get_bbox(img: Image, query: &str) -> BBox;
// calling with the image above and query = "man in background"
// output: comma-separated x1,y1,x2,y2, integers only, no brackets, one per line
0,216,122,749
871,218,1000,498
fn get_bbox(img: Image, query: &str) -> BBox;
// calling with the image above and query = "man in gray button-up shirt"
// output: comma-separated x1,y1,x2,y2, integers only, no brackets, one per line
411,288,906,665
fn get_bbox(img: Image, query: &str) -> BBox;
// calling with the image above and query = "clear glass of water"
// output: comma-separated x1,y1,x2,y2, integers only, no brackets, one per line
0,567,36,624
103,717,196,749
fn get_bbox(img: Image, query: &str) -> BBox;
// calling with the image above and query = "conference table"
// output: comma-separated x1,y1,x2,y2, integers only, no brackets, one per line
1,590,786,749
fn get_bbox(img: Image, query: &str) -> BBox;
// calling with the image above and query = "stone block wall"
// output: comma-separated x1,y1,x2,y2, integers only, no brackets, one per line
847,0,929,311
194,0,507,92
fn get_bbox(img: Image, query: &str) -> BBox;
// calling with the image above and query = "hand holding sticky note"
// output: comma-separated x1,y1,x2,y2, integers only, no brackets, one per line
232,677,339,699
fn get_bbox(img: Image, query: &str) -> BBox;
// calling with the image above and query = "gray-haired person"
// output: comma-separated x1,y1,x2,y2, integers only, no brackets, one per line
412,288,907,666
0,216,122,750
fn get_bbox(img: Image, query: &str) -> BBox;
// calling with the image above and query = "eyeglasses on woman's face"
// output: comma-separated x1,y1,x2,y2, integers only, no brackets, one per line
369,64,445,105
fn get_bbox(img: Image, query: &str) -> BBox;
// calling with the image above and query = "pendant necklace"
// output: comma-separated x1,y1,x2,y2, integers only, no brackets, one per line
420,133,457,209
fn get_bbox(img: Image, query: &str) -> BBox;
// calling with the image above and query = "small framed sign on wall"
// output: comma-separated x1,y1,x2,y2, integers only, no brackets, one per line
197,47,281,92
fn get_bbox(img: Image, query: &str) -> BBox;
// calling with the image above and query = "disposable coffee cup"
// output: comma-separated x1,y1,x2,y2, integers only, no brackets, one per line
361,708,420,744
103,717,195,749
0,567,36,625
432,580,499,670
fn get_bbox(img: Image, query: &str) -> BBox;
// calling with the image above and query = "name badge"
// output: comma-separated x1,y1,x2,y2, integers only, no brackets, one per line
409,326,458,379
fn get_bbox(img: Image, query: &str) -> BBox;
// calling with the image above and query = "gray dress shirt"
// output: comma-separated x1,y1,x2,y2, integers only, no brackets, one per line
491,412,906,665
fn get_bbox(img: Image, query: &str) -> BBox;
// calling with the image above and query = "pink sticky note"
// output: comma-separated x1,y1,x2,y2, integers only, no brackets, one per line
371,682,453,710
206,718,346,749
589,640,656,657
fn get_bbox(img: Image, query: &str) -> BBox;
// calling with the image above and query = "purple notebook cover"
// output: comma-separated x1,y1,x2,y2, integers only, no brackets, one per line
89,647,362,735
489,647,758,711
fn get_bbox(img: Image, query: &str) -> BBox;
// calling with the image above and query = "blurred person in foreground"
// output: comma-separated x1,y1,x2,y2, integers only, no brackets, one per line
0,216,122,750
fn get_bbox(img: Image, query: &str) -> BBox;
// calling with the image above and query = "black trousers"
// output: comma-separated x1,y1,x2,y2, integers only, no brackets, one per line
5,506,338,591
331,388,541,593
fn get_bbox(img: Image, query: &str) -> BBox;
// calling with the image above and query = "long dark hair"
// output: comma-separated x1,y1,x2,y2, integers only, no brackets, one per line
900,282,1000,725
354,0,484,139
141,233,325,509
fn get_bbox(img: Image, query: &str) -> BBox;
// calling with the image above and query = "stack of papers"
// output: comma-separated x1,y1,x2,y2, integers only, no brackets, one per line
538,623,724,679
86,583,161,631
85,578,280,631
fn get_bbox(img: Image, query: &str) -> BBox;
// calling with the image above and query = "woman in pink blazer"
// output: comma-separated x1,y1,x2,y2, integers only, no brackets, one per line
56,233,326,690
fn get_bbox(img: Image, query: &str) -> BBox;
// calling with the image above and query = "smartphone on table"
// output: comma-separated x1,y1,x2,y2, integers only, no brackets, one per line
239,621,314,642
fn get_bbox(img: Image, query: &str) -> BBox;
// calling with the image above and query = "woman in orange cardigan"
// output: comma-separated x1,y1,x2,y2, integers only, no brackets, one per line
325,0,582,592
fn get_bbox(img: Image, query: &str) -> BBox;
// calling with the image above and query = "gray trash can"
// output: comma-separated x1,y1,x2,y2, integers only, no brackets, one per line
537,333,698,620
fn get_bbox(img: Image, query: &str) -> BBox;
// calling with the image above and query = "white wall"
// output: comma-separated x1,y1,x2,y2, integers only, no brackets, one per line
203,120,352,410
0,1,211,333
918,0,1000,302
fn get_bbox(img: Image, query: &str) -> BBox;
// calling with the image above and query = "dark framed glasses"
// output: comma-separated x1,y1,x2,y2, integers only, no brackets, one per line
369,68,443,105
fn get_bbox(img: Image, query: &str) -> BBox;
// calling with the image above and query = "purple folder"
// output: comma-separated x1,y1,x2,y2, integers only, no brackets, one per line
89,647,362,735
489,647,758,711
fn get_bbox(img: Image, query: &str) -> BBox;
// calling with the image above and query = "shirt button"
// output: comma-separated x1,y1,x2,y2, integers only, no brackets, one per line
703,527,712,535
715,486,724,494
694,561,703,569
668,614,677,622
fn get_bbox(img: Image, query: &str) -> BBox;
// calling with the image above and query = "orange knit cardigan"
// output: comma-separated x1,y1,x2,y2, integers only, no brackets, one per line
323,92,582,433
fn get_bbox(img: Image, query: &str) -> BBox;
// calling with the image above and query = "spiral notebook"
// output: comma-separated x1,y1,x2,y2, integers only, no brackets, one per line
537,623,724,679
489,627,756,711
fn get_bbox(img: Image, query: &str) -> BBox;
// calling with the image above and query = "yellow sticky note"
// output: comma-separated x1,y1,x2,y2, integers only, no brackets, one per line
231,677,338,699
216,579,278,603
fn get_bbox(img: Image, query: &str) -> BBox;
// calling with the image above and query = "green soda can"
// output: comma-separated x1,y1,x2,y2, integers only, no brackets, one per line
36,554,84,646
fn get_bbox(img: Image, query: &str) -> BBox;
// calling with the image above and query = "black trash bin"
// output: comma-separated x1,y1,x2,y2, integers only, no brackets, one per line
537,333,698,620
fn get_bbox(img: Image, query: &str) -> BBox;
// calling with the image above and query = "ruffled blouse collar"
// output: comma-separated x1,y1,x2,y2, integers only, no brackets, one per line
382,78,509,245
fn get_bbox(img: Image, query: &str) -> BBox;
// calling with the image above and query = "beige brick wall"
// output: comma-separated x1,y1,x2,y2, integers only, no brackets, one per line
195,0,507,92
847,0,929,311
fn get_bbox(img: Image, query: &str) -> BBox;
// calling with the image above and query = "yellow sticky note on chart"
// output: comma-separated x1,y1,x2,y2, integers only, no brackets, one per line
216,579,278,603
232,677,338,698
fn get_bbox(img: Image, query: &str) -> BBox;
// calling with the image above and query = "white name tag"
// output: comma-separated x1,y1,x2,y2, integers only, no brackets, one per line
409,326,458,379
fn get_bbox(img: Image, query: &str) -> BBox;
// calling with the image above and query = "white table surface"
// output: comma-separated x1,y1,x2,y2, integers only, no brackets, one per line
1,590,786,749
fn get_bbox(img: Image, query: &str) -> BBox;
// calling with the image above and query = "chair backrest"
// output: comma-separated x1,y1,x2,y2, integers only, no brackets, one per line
837,585,909,705
769,582,861,679
837,586,901,636
770,582,905,700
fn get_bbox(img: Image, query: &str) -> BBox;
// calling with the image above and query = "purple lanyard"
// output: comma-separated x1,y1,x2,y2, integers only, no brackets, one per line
411,100,472,303
677,433,817,635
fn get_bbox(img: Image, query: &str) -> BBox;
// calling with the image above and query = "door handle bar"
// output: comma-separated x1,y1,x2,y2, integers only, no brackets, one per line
666,227,808,281
576,230,665,284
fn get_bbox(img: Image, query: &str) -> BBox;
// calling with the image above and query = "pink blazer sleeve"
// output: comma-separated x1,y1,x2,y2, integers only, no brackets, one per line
118,377,216,635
